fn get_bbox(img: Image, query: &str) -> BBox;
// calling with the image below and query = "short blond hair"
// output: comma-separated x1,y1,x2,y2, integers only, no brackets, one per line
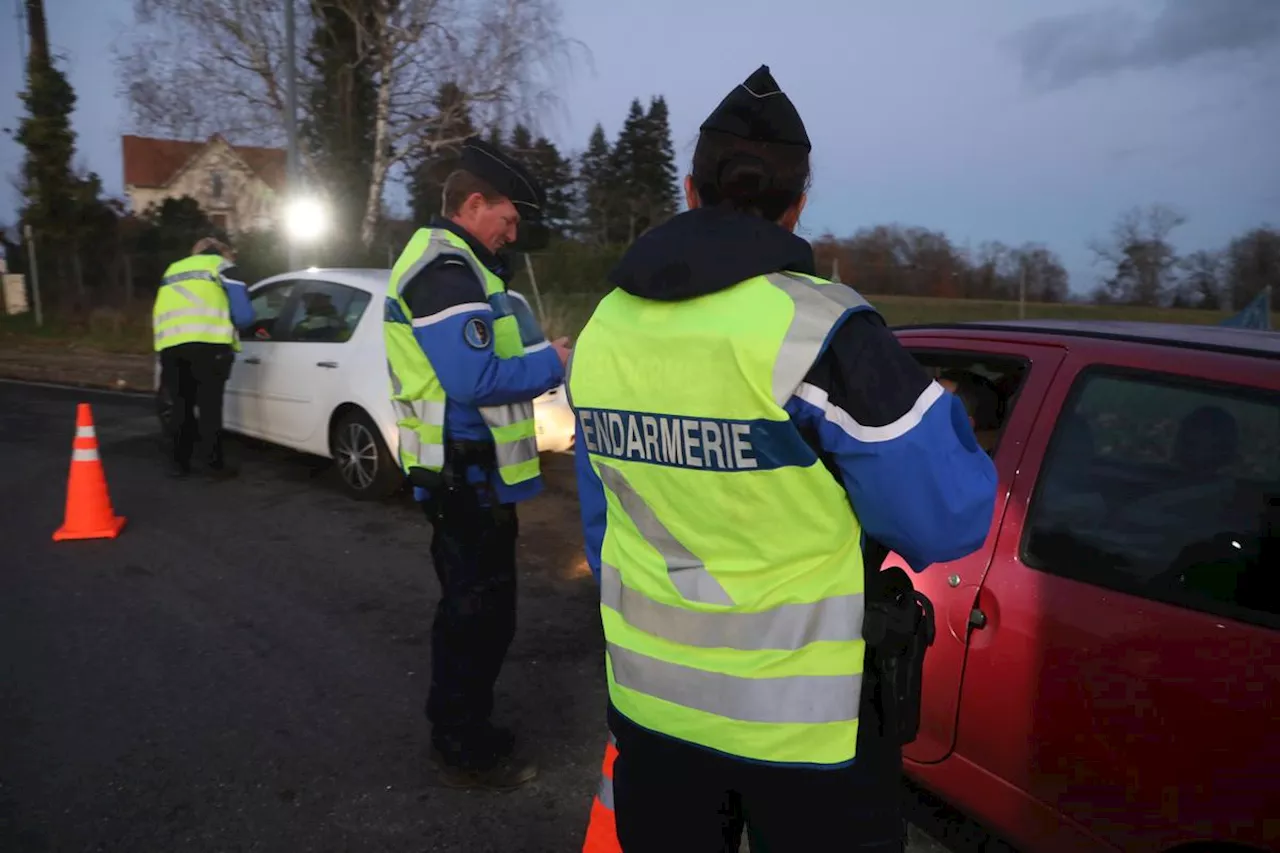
191,237,234,259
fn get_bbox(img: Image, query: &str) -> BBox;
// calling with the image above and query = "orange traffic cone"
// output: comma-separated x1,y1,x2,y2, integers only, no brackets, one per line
53,403,127,541
582,734,621,852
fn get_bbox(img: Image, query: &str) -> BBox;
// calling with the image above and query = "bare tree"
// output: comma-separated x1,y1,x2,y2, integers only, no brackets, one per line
1179,249,1225,309
117,0,299,145
1013,244,1069,303
117,0,584,248
971,241,1012,299
1224,226,1280,312
1089,205,1185,306
835,225,964,297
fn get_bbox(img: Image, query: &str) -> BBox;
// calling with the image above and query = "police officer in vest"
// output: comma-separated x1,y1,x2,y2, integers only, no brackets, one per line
384,137,570,790
153,237,254,479
569,66,998,851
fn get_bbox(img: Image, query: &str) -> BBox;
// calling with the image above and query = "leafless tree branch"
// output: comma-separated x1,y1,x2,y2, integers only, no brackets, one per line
117,0,586,248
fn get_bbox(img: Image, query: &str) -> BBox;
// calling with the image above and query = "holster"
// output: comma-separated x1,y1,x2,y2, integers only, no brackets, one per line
863,565,936,746
418,441,499,524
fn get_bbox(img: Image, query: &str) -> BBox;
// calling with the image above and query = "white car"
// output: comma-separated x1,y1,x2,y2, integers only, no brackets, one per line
155,268,576,499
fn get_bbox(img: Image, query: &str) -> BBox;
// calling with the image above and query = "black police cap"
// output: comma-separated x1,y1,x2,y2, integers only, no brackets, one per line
459,136,545,216
699,65,811,151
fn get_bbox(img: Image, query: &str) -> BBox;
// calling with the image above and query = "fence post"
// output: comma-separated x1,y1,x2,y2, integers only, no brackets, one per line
23,224,43,327
124,253,134,304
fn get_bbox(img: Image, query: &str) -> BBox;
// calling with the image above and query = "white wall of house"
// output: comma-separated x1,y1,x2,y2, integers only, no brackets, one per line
126,139,279,234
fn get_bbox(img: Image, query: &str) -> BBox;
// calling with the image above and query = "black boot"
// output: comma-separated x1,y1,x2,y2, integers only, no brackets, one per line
204,461,240,480
430,725,536,791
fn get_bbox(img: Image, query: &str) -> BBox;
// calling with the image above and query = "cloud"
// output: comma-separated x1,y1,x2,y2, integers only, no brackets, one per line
1009,0,1280,90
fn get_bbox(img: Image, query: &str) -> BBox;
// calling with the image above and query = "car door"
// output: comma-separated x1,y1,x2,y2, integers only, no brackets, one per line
252,279,373,449
225,278,302,438
889,335,1067,766
956,350,1280,853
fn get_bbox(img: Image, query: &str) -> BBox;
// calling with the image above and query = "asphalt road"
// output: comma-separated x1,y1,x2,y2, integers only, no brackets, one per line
0,380,969,853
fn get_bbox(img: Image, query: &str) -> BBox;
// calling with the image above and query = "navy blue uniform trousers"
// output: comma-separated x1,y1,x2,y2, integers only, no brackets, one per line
607,679,907,852
422,481,519,759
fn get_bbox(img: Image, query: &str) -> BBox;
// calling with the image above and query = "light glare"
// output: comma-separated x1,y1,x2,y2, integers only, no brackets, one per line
284,197,328,243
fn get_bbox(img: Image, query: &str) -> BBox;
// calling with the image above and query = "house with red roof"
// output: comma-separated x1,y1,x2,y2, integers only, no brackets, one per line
122,134,287,236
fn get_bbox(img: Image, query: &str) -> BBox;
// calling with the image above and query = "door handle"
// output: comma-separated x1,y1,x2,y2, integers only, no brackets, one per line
243,357,261,365
968,607,988,630
316,361,339,369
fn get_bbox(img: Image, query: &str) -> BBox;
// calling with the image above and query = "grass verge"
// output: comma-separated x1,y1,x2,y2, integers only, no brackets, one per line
1,294,1268,385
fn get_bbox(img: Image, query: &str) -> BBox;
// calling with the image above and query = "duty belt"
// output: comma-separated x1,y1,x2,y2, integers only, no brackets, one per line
444,439,497,472
443,440,499,506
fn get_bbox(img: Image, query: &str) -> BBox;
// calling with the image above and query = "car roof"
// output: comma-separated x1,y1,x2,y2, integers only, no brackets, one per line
254,267,390,295
255,267,533,304
894,319,1280,360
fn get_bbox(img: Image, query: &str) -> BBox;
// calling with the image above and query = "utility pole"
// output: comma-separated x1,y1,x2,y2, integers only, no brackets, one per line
1018,262,1027,320
24,0,48,67
20,1,49,327
284,0,301,269
14,0,28,72
524,253,547,325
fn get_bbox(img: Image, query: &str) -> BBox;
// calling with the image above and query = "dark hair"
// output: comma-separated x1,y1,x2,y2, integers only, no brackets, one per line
940,369,1002,430
690,130,811,222
441,169,504,217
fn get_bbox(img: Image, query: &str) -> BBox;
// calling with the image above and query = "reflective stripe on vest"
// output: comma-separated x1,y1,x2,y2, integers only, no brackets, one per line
383,228,539,484
581,734,620,853
153,256,237,351
569,271,873,766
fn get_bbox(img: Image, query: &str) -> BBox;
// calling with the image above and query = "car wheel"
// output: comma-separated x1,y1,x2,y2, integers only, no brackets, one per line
331,408,404,501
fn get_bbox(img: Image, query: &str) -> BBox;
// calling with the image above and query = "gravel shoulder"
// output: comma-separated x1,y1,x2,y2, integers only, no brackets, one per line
0,338,155,391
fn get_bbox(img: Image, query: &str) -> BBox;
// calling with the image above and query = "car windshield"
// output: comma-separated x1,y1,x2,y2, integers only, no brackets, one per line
508,293,546,348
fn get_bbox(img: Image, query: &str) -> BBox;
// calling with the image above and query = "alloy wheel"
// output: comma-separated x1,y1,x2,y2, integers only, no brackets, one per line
336,421,379,492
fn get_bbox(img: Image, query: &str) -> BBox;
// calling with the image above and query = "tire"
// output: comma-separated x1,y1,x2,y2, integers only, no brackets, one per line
331,408,404,501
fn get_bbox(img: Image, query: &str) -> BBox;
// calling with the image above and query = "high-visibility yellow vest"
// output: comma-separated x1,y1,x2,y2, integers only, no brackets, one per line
568,271,873,766
152,254,239,352
384,227,540,485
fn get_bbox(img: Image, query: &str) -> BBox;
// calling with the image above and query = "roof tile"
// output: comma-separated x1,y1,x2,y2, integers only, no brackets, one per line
122,134,287,192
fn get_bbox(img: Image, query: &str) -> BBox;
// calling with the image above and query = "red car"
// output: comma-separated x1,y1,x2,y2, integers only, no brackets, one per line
887,320,1279,853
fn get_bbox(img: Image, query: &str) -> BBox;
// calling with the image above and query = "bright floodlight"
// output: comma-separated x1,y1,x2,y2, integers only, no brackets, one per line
284,196,328,243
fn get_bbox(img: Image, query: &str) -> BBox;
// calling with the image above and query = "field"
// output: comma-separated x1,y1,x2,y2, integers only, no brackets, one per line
1,294,1271,361
533,292,1270,341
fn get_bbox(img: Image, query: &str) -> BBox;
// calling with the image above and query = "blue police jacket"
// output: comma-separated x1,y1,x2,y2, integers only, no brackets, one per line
398,217,565,505
221,267,255,330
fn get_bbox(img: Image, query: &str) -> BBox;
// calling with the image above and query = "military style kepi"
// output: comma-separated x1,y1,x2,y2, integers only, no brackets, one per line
459,136,546,217
700,65,811,151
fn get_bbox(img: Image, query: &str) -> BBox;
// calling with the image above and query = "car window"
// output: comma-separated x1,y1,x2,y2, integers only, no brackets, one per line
906,350,1031,456
276,281,372,343
1023,366,1280,627
507,292,547,348
245,280,299,342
